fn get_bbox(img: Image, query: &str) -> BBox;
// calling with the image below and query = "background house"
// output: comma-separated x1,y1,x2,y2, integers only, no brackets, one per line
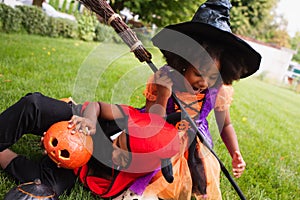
243,36,297,84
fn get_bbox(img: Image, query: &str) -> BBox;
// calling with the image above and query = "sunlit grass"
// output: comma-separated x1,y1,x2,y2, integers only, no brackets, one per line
1,33,300,199
211,79,300,200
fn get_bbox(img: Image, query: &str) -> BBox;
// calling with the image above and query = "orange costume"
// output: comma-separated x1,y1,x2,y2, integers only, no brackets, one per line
142,74,234,200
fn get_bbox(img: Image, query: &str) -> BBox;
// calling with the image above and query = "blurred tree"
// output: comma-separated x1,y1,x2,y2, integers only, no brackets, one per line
109,0,291,47
290,32,300,62
226,0,291,47
268,29,290,48
110,0,204,27
231,0,275,36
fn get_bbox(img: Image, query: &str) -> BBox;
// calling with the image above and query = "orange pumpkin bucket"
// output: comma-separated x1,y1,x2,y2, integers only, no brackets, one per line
43,121,93,169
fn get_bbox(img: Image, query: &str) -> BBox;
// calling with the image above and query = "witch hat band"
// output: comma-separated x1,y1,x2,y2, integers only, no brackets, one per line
152,0,261,79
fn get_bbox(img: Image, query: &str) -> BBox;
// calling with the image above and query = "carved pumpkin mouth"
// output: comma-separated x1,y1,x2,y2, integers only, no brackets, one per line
59,150,70,160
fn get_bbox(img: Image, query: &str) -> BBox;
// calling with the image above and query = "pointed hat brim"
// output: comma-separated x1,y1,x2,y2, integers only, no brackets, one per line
152,21,261,79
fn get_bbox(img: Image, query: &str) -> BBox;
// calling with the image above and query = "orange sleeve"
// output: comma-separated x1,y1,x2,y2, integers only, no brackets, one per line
214,84,234,111
143,74,158,102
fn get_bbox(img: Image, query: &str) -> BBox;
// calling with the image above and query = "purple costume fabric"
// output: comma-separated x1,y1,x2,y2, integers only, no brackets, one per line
128,169,160,195
130,66,219,195
195,87,219,148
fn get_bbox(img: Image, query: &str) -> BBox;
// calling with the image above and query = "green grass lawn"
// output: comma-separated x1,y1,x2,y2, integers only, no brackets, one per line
0,33,300,199
212,79,300,200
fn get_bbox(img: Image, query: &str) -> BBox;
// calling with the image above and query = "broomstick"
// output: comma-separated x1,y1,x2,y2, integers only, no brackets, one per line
78,0,246,199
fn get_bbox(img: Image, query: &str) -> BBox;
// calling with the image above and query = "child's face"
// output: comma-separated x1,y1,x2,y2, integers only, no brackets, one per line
183,60,220,94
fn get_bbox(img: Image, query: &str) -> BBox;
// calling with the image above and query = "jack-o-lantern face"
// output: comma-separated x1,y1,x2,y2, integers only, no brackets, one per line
43,121,93,169
175,120,190,132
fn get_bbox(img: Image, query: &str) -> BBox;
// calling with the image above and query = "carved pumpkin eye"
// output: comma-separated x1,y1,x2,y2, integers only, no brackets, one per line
50,137,58,147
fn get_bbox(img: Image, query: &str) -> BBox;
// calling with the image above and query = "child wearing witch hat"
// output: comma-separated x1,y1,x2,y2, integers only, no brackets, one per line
117,0,261,199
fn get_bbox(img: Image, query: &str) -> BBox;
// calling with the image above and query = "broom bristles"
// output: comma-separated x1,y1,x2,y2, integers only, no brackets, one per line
79,0,152,62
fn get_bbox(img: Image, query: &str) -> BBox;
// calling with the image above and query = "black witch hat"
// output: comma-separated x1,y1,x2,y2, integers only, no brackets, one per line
152,0,261,79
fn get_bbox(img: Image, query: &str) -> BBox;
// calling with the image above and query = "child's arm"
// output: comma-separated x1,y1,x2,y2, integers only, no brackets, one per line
215,109,246,178
68,102,123,135
214,84,246,178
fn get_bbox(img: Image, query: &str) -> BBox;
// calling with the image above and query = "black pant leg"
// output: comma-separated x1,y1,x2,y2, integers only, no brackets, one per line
0,92,73,151
4,155,77,196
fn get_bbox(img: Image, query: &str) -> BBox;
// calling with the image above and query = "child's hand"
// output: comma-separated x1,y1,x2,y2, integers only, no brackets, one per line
40,132,48,155
154,69,173,99
232,150,246,178
68,115,96,135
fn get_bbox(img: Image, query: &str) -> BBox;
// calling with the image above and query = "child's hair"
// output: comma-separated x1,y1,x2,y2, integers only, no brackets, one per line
219,48,248,84
161,39,246,85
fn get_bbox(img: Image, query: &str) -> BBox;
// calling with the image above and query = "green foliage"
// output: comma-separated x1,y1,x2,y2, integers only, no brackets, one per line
77,11,97,41
110,0,278,36
48,0,55,6
0,3,134,44
292,54,300,63
230,0,291,47
61,0,68,13
16,5,49,35
67,0,77,14
47,17,78,39
110,0,291,47
12,4,77,39
0,3,23,33
290,32,300,62
76,12,125,43
53,0,60,10
111,0,205,27
94,23,115,42
1,0,290,48
0,4,78,40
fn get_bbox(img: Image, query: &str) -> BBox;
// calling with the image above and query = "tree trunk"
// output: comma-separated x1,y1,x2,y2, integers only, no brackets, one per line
32,0,44,7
